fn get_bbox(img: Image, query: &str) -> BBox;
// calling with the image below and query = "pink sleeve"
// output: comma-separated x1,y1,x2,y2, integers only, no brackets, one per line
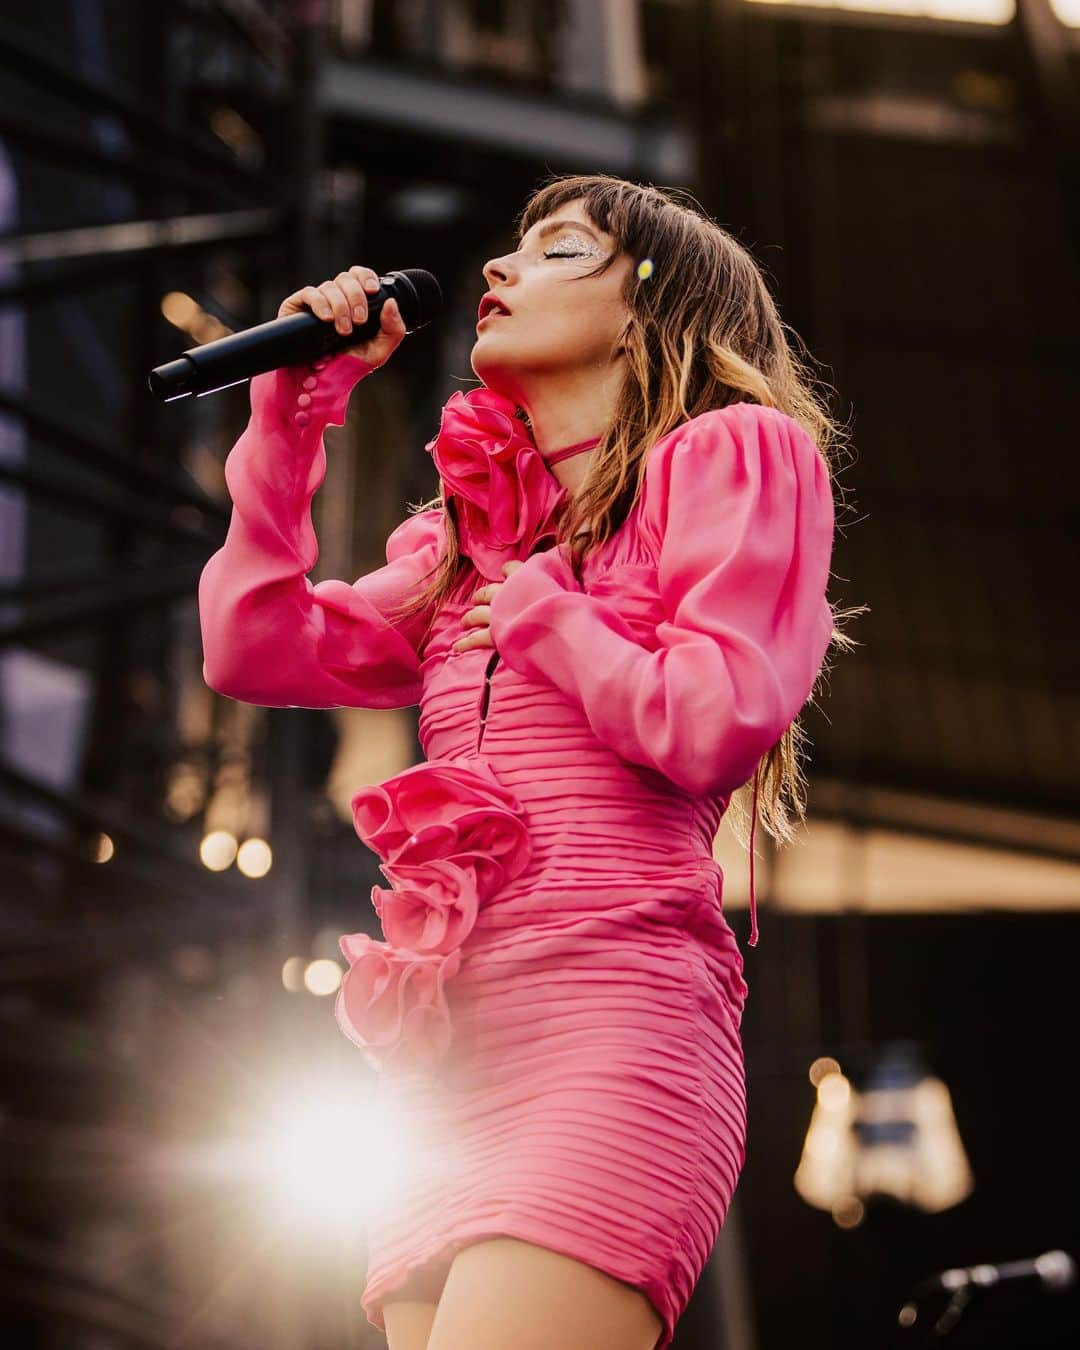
488,403,835,797
198,351,445,709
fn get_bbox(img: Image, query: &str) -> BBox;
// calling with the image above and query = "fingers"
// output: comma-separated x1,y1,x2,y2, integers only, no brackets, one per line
380,295,405,332
278,266,386,332
452,586,495,652
450,568,526,652
451,628,494,653
316,268,374,334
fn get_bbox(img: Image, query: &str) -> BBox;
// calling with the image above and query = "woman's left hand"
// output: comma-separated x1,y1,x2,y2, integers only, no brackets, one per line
451,560,525,653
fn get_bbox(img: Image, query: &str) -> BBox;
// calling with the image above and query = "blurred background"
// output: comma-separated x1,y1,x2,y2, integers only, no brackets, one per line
1,0,1078,1346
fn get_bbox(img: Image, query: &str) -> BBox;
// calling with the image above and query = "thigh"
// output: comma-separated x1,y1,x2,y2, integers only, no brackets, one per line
426,1236,663,1350
383,1297,438,1350
383,1256,451,1350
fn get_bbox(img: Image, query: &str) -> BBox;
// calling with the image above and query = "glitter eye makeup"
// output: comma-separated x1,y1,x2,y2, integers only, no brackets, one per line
543,232,607,260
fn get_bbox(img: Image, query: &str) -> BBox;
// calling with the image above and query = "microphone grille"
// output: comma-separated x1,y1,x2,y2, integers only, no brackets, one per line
396,268,442,327
1036,1250,1077,1292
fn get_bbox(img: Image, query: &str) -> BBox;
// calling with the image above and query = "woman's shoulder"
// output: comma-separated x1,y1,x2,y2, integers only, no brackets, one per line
633,402,825,553
644,401,809,469
641,401,821,496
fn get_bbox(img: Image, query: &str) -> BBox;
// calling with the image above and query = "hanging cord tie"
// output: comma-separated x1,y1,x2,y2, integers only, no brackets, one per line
748,764,761,948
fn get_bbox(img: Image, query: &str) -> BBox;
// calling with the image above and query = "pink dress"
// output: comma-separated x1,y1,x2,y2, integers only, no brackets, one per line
198,349,835,1348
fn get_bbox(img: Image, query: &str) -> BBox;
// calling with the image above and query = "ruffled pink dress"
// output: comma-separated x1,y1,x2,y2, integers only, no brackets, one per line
198,349,835,1348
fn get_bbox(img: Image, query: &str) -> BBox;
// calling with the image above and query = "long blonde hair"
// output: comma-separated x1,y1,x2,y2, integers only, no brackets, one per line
387,172,865,850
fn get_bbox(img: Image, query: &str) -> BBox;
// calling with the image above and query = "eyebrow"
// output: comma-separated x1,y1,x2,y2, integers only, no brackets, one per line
520,219,603,248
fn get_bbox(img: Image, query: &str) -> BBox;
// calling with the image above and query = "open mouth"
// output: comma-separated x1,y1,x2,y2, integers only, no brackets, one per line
477,295,512,322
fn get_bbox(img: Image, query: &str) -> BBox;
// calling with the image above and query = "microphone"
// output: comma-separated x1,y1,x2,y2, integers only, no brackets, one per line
923,1249,1076,1296
897,1248,1077,1333
148,267,441,401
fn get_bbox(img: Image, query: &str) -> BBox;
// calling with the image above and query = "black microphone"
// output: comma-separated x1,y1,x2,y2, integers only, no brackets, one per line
898,1247,1077,1332
921,1249,1076,1296
148,268,441,402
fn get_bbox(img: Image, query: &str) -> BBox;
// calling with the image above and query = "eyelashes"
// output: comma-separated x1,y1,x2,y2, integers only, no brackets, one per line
543,232,605,260
497,233,606,266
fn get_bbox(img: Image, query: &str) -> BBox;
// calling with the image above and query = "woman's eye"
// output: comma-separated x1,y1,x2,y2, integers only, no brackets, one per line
544,249,583,259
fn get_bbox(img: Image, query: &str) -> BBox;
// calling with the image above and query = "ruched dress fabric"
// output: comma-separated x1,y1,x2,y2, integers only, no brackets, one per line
198,350,835,1349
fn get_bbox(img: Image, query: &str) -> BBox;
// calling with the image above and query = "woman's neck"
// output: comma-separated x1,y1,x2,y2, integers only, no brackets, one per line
518,362,622,494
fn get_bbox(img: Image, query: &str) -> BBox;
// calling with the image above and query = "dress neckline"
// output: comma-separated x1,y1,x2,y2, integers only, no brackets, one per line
542,435,602,467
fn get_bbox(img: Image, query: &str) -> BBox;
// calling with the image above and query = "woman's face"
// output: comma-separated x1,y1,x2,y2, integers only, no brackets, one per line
471,199,633,398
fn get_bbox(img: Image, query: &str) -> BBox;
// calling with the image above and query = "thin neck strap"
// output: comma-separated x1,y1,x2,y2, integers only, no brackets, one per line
543,435,601,467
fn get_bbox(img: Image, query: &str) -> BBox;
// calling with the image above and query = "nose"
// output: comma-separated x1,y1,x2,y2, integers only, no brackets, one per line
482,254,512,288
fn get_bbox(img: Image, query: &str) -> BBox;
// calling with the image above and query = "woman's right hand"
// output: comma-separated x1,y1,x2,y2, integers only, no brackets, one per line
277,265,407,370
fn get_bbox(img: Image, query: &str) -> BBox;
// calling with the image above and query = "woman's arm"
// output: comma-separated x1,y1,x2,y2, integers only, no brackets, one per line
198,351,444,709
488,403,835,796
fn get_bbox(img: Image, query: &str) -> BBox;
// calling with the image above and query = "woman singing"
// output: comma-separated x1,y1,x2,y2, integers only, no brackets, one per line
198,174,854,1350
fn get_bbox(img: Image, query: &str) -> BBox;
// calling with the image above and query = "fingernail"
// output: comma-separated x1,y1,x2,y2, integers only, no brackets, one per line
353,306,364,320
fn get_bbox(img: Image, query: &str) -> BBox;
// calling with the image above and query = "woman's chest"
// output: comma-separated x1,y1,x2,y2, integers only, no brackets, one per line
415,511,665,759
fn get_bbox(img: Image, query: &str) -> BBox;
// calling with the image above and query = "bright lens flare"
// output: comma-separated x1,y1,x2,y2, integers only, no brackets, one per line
239,1084,426,1232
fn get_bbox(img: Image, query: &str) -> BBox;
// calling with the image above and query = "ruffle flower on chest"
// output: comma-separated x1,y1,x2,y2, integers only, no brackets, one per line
425,387,568,581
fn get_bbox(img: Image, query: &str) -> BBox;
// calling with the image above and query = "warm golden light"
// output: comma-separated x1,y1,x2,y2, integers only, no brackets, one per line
160,290,200,327
809,1056,841,1086
833,1196,866,1228
303,959,343,997
818,1071,851,1110
93,832,114,863
164,761,205,821
208,107,263,162
743,0,1014,22
199,829,238,871
236,837,272,878
233,1081,429,1231
281,956,307,993
159,290,231,344
795,1047,974,1220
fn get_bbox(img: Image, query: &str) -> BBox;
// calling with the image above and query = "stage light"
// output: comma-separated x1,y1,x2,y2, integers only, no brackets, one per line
795,1044,973,1220
236,836,272,878
281,956,306,992
209,1074,429,1236
164,760,205,821
199,829,238,870
303,959,343,997
809,1055,841,1086
744,0,1013,22
160,289,231,344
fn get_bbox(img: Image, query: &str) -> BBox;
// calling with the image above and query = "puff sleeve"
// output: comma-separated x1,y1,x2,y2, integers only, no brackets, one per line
488,403,835,798
198,351,445,709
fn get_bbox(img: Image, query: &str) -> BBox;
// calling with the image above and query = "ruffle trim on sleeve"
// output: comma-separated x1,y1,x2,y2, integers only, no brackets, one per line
335,755,532,1071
